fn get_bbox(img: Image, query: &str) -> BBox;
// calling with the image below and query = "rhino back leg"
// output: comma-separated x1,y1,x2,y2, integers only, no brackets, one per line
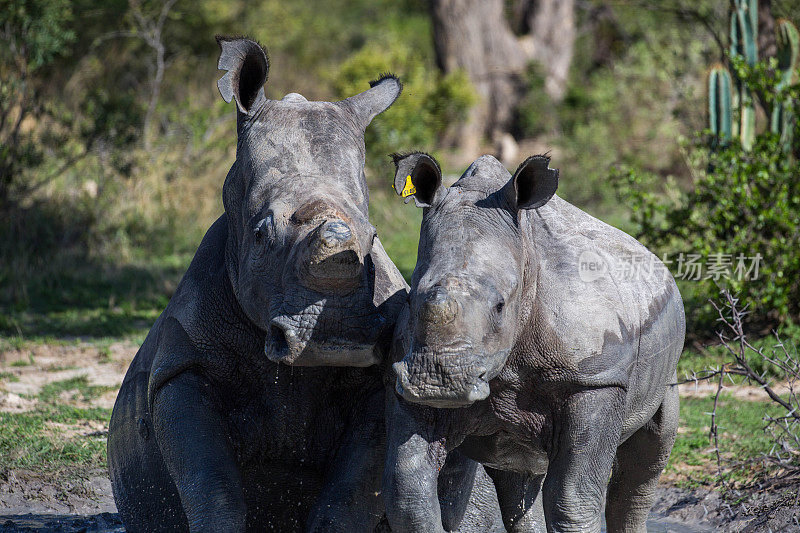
108,370,188,532
605,385,679,533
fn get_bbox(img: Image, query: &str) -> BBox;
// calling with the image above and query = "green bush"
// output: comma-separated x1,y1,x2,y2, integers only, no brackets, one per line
613,45,800,332
332,39,476,176
0,0,76,209
516,63,557,138
613,132,800,329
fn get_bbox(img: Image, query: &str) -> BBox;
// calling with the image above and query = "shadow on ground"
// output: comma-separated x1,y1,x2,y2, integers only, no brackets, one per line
0,513,123,532
0,256,190,340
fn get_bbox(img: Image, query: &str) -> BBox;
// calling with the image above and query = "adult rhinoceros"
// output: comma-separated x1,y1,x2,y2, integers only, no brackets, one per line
108,36,413,532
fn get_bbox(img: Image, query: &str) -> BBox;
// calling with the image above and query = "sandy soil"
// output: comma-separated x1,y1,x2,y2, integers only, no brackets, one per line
0,342,135,409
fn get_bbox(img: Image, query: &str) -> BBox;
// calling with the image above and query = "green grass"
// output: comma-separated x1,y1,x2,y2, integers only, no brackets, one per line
10,355,34,367
0,407,109,473
97,345,113,364
0,253,190,340
0,334,146,352
38,376,115,404
0,378,112,475
45,365,79,372
0,371,20,382
667,393,788,487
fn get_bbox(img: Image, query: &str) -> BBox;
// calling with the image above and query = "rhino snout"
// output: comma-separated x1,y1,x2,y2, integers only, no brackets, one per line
393,357,490,408
302,218,364,293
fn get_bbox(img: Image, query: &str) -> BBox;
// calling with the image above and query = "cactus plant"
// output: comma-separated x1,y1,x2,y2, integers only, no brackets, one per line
707,0,797,153
771,19,800,152
709,65,733,141
731,0,758,150
731,0,758,66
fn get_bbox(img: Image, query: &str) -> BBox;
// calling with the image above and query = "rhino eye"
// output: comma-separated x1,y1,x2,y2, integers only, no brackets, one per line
254,213,274,245
495,300,505,314
254,220,266,242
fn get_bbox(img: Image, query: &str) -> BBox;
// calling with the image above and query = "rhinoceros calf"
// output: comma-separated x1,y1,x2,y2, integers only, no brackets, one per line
107,36,413,532
382,152,685,533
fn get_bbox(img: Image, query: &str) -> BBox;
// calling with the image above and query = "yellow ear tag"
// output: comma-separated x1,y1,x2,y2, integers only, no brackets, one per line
401,175,416,197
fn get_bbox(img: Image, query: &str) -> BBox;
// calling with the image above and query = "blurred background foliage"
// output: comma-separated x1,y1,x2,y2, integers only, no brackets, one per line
1,0,799,340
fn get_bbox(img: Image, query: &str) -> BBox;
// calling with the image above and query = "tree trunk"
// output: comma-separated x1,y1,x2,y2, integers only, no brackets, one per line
430,0,527,154
428,0,574,155
516,0,576,101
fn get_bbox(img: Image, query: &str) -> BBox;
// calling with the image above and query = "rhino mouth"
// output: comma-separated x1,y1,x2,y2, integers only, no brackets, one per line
393,349,496,408
264,301,387,367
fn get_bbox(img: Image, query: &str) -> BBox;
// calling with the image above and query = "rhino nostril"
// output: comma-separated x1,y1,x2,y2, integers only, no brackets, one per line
271,325,289,356
320,220,352,247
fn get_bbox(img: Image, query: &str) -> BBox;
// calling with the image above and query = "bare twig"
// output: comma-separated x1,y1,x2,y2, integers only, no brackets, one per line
710,361,727,482
92,0,177,149
712,293,800,418
702,289,800,485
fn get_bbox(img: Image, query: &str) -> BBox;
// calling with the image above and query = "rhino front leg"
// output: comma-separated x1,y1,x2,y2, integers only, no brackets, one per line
306,389,386,532
383,392,448,533
542,387,625,533
485,467,545,533
436,449,478,531
153,371,246,532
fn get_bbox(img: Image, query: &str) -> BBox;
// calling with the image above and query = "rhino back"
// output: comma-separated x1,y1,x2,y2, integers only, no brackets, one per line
520,195,684,422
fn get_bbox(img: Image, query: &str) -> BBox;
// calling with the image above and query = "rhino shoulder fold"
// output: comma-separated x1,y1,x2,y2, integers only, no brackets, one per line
146,215,261,406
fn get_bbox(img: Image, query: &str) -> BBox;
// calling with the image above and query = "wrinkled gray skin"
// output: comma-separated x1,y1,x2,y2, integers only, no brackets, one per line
383,152,686,533
108,37,503,533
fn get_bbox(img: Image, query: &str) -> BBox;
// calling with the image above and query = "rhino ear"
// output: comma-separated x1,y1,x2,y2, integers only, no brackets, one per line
391,152,444,208
216,35,269,114
510,155,558,210
340,74,403,130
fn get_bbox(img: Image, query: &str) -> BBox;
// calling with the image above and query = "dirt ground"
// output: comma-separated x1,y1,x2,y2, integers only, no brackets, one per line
1,343,798,532
3,478,797,532
0,342,134,409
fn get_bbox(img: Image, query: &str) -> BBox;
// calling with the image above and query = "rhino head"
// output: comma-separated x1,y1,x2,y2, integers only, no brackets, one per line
216,36,407,367
389,152,558,407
